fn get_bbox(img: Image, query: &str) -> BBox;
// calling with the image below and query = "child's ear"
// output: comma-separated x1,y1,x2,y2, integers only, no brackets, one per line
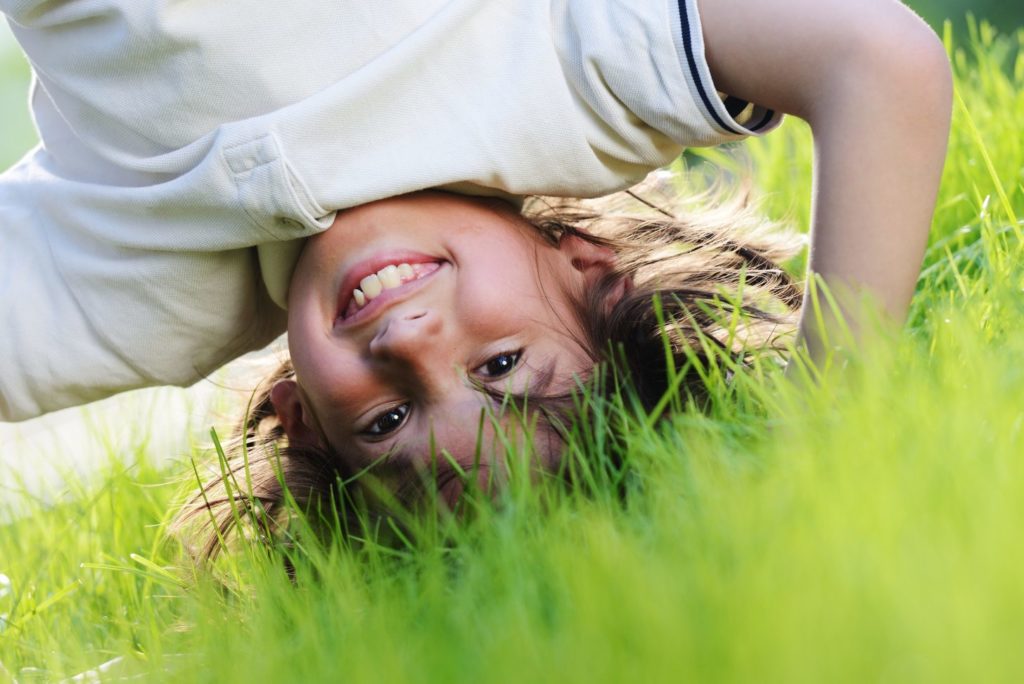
559,234,631,311
269,379,321,448
559,234,617,284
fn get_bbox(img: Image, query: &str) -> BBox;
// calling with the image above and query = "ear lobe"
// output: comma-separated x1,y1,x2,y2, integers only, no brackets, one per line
603,275,632,314
269,379,321,448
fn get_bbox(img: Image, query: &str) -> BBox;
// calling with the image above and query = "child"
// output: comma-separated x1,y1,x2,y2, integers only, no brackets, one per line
0,0,951,535
175,187,808,560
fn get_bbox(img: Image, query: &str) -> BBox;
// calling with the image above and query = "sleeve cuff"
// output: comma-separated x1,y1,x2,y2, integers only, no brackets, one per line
670,0,782,138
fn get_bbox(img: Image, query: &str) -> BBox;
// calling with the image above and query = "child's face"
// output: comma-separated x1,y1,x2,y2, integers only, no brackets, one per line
282,192,612,483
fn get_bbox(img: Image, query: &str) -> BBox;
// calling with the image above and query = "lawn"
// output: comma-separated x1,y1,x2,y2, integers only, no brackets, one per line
2,18,1024,684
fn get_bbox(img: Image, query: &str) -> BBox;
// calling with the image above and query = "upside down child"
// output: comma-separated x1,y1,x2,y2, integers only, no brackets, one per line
0,0,951,545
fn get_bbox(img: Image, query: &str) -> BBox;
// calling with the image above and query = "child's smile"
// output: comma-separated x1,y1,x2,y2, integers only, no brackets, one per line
336,255,445,325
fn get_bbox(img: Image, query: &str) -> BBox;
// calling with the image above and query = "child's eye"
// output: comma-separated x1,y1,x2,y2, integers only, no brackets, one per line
363,403,410,437
477,350,523,379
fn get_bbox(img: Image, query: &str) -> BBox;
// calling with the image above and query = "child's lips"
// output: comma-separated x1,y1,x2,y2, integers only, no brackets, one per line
335,254,446,328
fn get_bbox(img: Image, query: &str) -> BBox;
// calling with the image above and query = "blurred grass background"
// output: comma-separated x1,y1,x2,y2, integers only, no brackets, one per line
0,26,32,168
921,0,1023,32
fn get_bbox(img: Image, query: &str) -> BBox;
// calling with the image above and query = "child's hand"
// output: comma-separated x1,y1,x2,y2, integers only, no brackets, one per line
699,0,953,358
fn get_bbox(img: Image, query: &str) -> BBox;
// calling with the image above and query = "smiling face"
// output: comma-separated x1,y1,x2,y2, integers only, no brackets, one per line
277,192,618,493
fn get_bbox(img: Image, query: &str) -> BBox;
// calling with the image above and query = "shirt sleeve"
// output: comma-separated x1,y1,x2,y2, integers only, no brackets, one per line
0,151,139,421
0,147,289,422
553,0,781,165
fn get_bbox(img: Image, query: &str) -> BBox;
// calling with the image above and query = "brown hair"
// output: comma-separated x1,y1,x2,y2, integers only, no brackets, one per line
171,186,802,563
523,188,802,410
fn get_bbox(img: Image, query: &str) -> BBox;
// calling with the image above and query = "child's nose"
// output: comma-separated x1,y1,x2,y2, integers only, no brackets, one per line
368,309,445,364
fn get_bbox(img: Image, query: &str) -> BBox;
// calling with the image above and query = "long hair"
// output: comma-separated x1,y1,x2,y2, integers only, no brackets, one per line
171,185,802,563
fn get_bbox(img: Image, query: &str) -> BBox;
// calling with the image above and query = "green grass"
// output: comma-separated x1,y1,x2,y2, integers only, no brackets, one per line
4,21,1024,684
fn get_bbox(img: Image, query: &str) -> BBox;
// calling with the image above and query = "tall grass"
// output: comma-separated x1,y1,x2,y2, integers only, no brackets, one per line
2,23,1024,683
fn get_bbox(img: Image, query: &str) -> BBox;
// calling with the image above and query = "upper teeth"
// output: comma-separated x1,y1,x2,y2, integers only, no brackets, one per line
349,262,429,312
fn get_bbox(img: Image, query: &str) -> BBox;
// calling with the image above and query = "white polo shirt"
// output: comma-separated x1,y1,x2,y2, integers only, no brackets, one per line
0,0,779,421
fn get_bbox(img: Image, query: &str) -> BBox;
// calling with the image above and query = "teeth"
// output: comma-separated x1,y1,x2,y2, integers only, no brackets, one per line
379,265,401,289
349,262,432,313
360,274,383,298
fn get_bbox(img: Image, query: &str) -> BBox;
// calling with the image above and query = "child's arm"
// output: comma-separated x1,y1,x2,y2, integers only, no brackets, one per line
698,0,953,357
